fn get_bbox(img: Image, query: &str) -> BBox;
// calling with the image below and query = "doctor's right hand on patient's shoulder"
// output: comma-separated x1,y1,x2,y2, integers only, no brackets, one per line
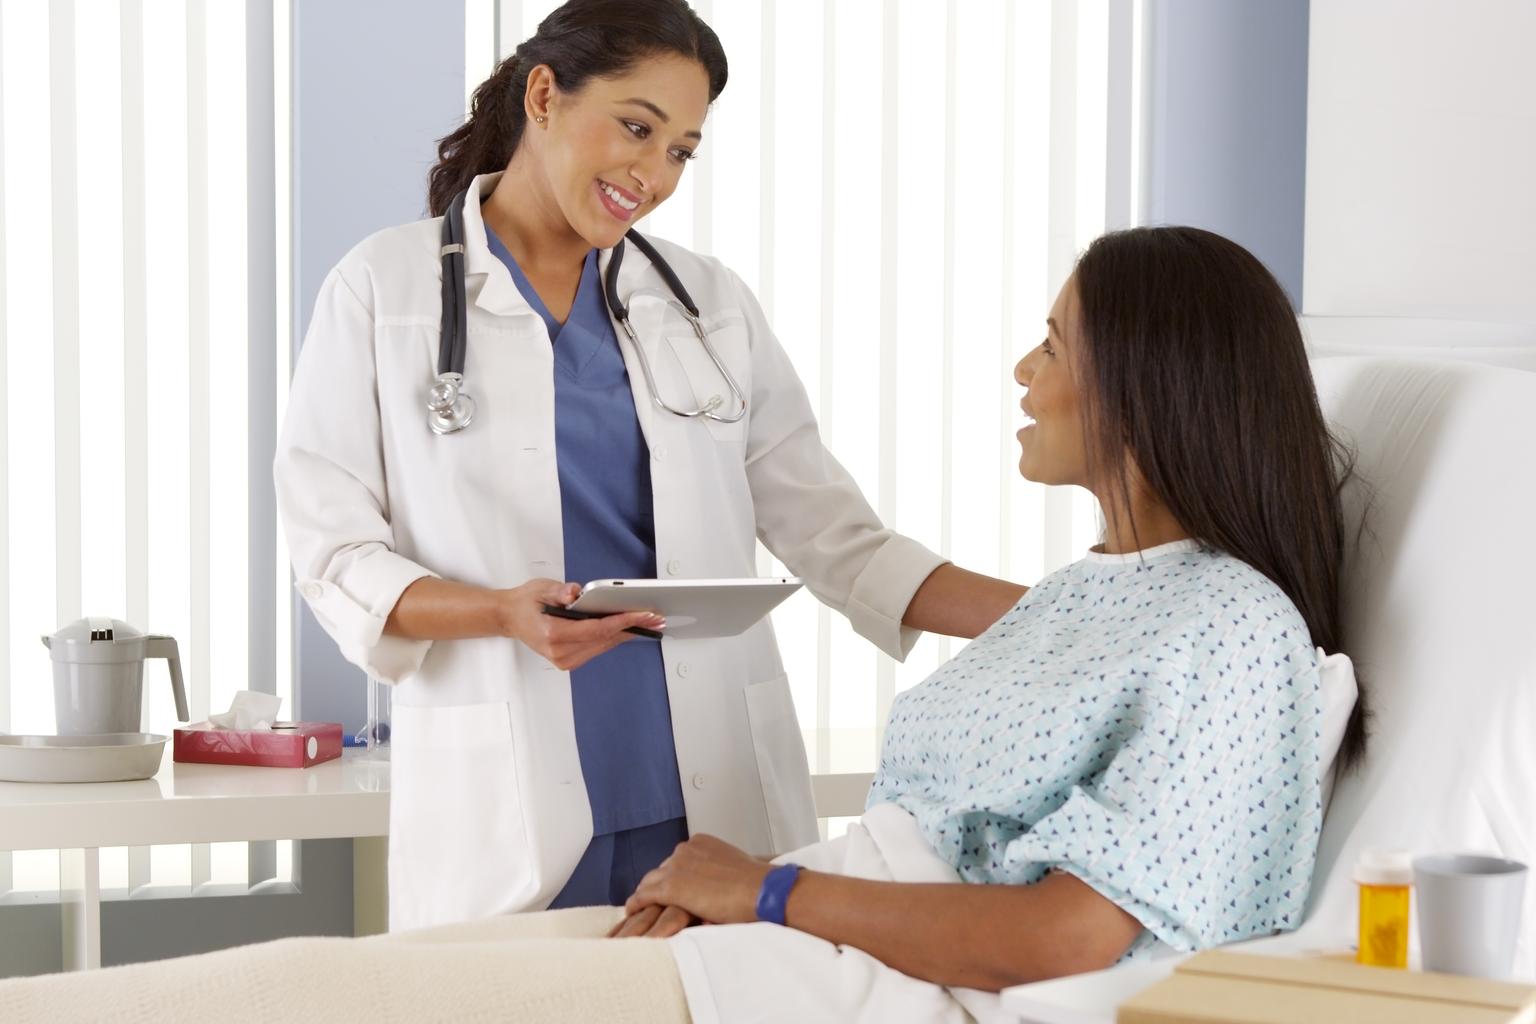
499,579,665,671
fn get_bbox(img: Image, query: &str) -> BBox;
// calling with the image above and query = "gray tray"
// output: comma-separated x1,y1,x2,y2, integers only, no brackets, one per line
0,733,167,783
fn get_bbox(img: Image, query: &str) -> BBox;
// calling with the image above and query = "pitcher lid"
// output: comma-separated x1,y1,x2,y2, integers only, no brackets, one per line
44,617,147,664
50,617,143,643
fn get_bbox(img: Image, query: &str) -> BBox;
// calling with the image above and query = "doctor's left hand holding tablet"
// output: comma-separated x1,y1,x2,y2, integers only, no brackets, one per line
273,0,1025,936
383,576,664,672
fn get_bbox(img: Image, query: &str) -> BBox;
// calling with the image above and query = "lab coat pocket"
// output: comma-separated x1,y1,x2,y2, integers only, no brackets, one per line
388,702,534,930
743,674,819,854
662,319,750,444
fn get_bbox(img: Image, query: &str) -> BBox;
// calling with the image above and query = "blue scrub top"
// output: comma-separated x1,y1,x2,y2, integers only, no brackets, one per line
485,227,687,834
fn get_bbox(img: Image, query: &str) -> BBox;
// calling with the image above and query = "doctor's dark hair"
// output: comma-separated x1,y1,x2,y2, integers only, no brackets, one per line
1071,226,1369,773
427,0,727,217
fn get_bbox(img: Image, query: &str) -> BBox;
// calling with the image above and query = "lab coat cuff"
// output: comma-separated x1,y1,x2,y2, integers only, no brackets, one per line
668,934,723,1024
296,552,438,685
844,534,949,662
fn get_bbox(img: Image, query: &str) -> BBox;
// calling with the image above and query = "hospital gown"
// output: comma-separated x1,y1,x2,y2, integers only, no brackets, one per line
671,539,1327,1023
868,537,1326,955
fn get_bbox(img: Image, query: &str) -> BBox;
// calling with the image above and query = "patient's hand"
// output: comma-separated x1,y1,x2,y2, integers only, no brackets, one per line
610,834,771,937
606,903,698,939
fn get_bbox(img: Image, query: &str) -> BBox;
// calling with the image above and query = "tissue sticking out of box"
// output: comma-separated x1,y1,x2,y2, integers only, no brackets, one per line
193,690,283,731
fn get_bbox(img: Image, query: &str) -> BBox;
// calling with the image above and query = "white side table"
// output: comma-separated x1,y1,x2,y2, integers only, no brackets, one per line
0,747,389,970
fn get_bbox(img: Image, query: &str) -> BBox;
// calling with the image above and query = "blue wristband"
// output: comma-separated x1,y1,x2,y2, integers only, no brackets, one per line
754,863,802,926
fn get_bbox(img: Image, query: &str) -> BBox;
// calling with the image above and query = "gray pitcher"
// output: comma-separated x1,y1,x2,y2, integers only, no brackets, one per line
42,617,189,735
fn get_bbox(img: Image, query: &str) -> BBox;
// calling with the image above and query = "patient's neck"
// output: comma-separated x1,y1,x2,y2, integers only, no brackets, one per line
1096,490,1192,556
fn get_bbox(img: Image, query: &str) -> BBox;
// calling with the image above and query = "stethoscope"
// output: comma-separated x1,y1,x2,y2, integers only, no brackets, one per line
427,187,749,435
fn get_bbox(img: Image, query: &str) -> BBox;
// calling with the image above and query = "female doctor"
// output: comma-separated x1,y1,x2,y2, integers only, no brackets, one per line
275,0,1023,933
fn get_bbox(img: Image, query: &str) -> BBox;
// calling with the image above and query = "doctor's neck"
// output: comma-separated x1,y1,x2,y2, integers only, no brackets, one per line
482,156,592,279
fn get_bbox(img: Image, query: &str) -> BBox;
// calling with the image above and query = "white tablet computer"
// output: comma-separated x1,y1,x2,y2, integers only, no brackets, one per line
566,577,802,640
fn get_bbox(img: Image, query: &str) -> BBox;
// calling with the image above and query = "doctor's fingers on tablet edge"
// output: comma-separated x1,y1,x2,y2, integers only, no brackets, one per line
499,578,581,638
502,579,655,662
517,577,584,608
546,608,666,644
539,613,666,670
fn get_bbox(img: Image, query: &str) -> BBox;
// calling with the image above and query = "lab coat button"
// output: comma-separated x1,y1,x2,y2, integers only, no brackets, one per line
676,662,690,678
691,773,706,790
653,446,667,461
302,582,323,600
666,559,682,576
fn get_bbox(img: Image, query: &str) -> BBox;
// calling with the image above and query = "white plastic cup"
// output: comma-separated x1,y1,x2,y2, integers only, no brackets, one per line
1413,853,1527,978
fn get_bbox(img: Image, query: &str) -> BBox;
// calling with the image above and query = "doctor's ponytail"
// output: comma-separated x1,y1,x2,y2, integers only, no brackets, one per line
428,0,728,217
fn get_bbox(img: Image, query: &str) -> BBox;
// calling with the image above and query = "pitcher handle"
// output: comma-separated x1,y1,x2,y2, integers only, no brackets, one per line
143,636,190,722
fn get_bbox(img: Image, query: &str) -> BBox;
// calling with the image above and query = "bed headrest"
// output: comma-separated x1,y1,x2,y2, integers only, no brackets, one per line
1292,356,1536,974
1301,315,1536,372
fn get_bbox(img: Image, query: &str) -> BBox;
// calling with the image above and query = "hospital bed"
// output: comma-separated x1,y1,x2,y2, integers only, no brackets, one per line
4,339,1533,1022
999,329,1536,1019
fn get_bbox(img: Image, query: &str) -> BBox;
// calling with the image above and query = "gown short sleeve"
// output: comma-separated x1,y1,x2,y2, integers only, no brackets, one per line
1000,638,1325,952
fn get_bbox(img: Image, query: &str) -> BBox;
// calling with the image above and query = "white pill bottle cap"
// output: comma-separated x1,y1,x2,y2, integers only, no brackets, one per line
1354,848,1414,886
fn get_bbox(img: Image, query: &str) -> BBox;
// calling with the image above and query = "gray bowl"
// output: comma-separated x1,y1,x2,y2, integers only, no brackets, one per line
0,733,167,783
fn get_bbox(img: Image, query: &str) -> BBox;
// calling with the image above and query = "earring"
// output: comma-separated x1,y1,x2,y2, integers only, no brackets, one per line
534,115,546,124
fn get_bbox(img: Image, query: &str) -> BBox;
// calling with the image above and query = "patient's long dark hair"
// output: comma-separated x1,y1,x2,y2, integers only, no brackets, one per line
427,0,728,217
1072,226,1367,772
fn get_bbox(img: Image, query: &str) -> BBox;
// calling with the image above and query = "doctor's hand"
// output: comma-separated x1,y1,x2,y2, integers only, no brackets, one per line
500,579,665,671
616,834,774,932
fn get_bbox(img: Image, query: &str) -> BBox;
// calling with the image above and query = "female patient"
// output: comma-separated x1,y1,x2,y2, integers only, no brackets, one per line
0,227,1366,1023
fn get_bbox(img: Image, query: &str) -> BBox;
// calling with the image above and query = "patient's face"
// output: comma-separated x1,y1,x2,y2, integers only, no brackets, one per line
1014,278,1090,486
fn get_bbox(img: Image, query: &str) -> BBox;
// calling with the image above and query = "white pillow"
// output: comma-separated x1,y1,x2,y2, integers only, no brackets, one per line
1315,647,1358,812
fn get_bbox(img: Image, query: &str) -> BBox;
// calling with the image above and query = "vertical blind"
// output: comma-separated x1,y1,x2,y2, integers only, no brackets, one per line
0,0,1144,900
0,0,291,897
480,0,1143,779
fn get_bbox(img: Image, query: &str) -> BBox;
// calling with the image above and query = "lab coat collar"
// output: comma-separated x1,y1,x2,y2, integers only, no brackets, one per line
462,171,673,327
461,172,537,320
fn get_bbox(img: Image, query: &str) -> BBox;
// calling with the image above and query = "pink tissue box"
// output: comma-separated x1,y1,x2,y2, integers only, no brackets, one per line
173,721,343,768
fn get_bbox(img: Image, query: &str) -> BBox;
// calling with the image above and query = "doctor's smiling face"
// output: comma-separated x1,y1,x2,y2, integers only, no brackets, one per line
527,55,711,250
1014,278,1092,488
427,0,728,248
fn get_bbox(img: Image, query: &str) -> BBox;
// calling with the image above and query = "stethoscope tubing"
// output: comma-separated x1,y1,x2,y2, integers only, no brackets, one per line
430,186,747,433
438,192,469,377
604,226,702,321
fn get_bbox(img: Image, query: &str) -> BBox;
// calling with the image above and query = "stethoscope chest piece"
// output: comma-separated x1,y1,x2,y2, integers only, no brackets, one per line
426,372,475,434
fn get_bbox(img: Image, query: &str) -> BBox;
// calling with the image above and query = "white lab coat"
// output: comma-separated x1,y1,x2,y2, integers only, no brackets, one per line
275,172,946,932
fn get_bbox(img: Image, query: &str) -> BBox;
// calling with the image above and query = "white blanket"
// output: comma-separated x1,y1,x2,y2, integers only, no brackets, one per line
669,801,1011,1024
0,906,686,1023
1,808,1056,1023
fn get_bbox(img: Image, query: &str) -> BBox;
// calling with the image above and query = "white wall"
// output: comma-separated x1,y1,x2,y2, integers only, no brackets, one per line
1303,0,1536,321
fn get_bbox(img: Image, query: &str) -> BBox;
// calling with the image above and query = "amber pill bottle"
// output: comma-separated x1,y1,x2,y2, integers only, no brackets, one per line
1354,848,1413,968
